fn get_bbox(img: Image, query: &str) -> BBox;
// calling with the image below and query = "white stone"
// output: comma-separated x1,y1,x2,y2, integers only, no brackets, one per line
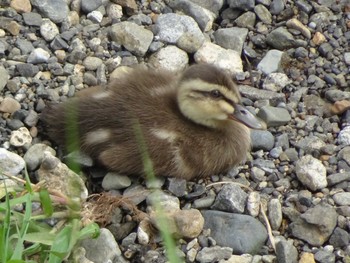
40,18,59,41
295,155,327,191
10,127,32,147
27,48,50,64
87,10,103,23
194,42,243,75
149,45,189,72
263,73,292,92
0,148,25,176
338,126,350,145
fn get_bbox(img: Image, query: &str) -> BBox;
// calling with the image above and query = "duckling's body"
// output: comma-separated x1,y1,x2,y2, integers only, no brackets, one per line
42,64,262,180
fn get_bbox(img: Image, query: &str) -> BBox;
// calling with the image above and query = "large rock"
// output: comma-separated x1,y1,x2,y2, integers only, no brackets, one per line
110,21,153,56
289,205,337,246
202,210,267,254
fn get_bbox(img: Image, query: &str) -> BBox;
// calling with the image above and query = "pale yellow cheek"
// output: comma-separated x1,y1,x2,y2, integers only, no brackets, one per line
219,102,234,115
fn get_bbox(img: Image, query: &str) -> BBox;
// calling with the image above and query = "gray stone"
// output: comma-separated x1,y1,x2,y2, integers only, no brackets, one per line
251,159,276,174
168,0,216,32
268,199,282,230
319,42,333,57
80,228,124,263
194,42,243,75
239,85,286,105
154,13,204,44
333,192,350,206
314,250,335,263
102,172,132,190
24,109,39,127
270,0,285,15
146,190,180,211
83,56,103,71
189,0,224,15
327,173,350,186
196,246,233,262
295,0,312,13
202,210,268,254
257,106,291,127
275,240,298,263
295,155,327,191
0,148,26,176
63,151,93,167
23,144,56,171
254,4,272,24
329,227,350,248
289,204,337,246
228,0,255,11
31,0,69,23
168,177,187,197
193,195,215,209
213,27,248,54
257,49,284,75
22,12,43,26
123,184,150,205
211,184,247,213
110,21,153,56
266,27,296,50
325,90,350,102
251,130,275,151
81,0,102,13
15,39,34,55
177,31,205,53
0,66,9,92
235,11,256,28
296,136,326,155
149,45,189,72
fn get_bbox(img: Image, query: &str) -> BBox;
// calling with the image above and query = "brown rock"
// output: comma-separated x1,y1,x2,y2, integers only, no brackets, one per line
330,100,350,115
8,21,21,36
0,97,21,113
174,209,204,238
286,18,311,39
299,252,316,263
10,0,32,13
111,0,137,15
312,32,326,45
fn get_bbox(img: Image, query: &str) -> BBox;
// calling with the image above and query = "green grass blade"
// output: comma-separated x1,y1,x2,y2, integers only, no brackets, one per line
0,181,12,263
11,192,32,260
133,121,182,263
39,189,54,217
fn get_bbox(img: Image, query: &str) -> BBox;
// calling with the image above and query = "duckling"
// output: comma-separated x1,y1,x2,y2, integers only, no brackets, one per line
41,64,264,180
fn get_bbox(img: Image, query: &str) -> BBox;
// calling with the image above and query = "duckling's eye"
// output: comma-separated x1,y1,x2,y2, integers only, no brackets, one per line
210,90,222,99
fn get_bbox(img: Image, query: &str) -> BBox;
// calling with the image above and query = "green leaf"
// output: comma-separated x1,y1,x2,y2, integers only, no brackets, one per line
78,223,100,240
48,225,73,263
39,189,54,217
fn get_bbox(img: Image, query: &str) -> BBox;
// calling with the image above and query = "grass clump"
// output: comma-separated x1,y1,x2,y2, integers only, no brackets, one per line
0,169,99,263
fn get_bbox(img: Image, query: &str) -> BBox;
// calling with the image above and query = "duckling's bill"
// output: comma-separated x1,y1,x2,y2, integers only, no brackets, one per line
230,104,265,130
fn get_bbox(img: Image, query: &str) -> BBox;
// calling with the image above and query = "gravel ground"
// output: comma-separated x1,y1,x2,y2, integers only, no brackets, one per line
1,0,350,262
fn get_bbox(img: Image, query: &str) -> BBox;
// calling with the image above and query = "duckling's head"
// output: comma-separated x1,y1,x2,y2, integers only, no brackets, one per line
177,64,264,130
